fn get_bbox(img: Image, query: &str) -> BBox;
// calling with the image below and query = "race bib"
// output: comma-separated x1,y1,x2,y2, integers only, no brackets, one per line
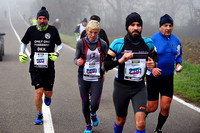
83,62,100,77
124,59,146,81
34,52,48,68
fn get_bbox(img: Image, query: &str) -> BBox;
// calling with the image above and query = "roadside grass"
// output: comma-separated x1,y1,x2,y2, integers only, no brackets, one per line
174,62,200,106
60,34,200,106
60,33,77,49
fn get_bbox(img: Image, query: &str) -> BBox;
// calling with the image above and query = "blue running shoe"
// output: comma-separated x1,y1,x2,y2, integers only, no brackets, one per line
44,97,51,106
34,113,43,125
84,124,92,133
91,113,99,127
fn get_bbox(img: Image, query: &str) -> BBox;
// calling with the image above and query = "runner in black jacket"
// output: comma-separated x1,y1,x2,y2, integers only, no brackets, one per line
19,7,63,125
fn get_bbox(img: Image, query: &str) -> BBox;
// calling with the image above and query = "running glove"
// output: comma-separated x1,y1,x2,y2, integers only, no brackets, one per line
49,52,58,61
19,52,28,64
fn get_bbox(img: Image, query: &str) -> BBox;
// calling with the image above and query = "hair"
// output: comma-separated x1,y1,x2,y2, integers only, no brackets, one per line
86,20,100,31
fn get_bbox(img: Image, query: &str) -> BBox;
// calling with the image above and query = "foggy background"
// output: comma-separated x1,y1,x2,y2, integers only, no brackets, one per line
1,0,200,38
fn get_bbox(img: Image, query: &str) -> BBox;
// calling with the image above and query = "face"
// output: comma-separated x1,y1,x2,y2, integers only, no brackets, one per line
160,23,173,37
37,16,48,27
128,22,142,37
82,22,87,27
86,29,99,42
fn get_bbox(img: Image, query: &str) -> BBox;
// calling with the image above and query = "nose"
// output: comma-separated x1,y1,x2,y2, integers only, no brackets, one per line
166,25,171,30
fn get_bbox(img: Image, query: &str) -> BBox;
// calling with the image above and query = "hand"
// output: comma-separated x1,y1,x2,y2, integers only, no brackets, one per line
77,58,84,66
19,52,28,64
176,64,183,73
49,52,58,61
146,57,156,70
151,68,162,77
118,52,133,64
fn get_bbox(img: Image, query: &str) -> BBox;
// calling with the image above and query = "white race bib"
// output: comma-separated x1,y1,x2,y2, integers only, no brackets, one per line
83,62,100,81
124,59,146,81
34,52,48,68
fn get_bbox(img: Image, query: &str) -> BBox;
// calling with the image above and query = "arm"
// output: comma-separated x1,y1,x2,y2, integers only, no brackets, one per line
74,40,83,66
19,42,28,63
55,43,63,56
19,42,27,53
80,30,87,39
103,49,118,71
74,24,80,35
103,49,133,71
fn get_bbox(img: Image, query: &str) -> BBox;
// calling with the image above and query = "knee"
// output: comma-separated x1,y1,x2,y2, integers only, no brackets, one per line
161,103,171,114
35,88,43,97
116,117,126,126
44,91,53,98
136,119,145,130
147,102,158,112
91,102,99,113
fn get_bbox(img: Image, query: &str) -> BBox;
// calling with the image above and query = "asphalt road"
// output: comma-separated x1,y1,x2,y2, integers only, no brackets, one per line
0,7,199,133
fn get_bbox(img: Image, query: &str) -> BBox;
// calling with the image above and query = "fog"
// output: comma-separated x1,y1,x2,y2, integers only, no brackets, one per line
1,0,200,38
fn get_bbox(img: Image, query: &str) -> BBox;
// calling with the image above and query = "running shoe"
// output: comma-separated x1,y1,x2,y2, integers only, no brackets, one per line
154,129,162,133
34,113,43,125
44,97,51,106
84,124,92,133
91,113,99,127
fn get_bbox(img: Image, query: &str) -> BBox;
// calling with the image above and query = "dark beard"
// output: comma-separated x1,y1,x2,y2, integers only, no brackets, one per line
127,31,142,42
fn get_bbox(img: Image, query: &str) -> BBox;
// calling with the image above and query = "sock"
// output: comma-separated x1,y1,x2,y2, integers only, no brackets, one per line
156,113,168,131
135,129,146,133
114,121,123,133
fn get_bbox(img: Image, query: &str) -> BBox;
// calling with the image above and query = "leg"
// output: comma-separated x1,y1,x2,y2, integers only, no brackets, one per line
160,95,172,116
131,85,147,132
90,79,103,114
155,75,174,131
44,90,53,97
90,79,103,126
155,96,172,131
34,87,44,125
43,70,55,106
146,100,159,113
146,75,160,116
44,91,53,106
35,87,44,112
135,112,146,131
113,80,130,133
78,77,91,125
114,116,126,133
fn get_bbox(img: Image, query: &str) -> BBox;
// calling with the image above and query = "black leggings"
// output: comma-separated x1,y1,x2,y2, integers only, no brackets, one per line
78,76,103,124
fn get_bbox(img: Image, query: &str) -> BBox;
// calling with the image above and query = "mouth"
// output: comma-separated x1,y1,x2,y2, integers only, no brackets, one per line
132,30,139,34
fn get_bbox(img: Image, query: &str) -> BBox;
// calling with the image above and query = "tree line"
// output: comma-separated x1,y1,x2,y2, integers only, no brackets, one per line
19,0,200,38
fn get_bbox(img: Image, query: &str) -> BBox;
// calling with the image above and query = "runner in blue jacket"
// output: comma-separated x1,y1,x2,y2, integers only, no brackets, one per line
145,14,183,133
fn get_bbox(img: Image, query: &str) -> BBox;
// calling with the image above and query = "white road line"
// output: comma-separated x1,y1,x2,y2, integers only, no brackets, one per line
8,7,54,133
173,96,200,113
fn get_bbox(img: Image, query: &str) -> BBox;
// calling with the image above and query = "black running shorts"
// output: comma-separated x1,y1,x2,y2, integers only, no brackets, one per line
113,79,147,117
146,74,174,101
30,70,55,91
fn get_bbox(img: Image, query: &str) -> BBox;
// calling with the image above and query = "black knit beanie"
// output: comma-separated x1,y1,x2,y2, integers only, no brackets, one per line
90,15,101,22
125,12,143,31
82,18,87,23
159,14,173,27
37,7,49,20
